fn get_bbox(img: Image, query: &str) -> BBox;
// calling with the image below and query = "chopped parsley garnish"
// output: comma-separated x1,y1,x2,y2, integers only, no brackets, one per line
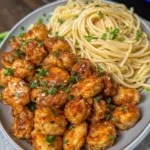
36,68,49,78
136,30,142,41
109,28,119,40
40,80,48,86
94,96,100,102
98,11,103,18
38,18,43,23
77,59,81,63
21,26,25,30
0,85,3,89
105,113,110,120
111,118,116,122
29,80,39,88
101,33,107,40
27,66,33,70
124,26,129,29
47,14,52,22
50,106,58,116
0,93,2,100
119,36,125,42
27,102,36,112
107,104,115,111
46,136,56,145
9,57,14,63
19,32,25,37
145,88,150,92
14,92,19,97
69,72,78,83
84,34,98,42
14,50,21,57
58,18,64,24
37,24,41,29
54,51,60,58
96,67,104,76
106,98,111,104
48,84,57,95
65,88,71,93
3,68,13,76
63,140,69,144
31,99,36,102
55,32,64,39
106,27,110,32
9,36,15,43
59,82,66,90
68,95,74,101
38,42,44,47
68,125,74,130
75,41,79,46
74,15,79,19
109,135,114,141
42,89,48,95
121,106,126,112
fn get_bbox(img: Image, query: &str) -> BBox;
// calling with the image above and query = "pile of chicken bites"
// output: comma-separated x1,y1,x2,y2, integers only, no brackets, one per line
0,23,141,150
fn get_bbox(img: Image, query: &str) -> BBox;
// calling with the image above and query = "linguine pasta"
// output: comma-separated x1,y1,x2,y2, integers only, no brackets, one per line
47,0,150,89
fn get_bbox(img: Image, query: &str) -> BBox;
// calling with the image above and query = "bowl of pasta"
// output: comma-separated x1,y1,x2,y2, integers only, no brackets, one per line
0,0,150,150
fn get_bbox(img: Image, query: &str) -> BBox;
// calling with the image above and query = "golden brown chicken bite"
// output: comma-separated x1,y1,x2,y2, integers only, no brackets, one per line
34,107,67,135
9,36,22,50
31,130,63,150
0,68,13,87
12,59,35,81
89,99,108,123
112,86,140,105
111,103,140,130
63,122,88,150
2,78,30,108
86,121,117,150
1,50,25,68
64,98,91,125
31,87,68,108
24,23,48,41
44,37,71,53
71,73,104,99
25,39,47,66
12,106,33,139
40,67,70,86
43,51,77,69
71,58,93,80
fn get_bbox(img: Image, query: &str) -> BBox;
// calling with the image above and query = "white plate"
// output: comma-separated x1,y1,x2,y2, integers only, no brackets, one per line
0,0,150,150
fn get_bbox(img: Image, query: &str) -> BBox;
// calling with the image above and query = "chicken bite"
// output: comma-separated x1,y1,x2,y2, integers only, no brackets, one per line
34,107,67,135
112,86,140,105
89,99,108,123
44,37,71,53
12,106,33,139
31,87,68,108
25,39,47,66
12,59,35,81
31,130,63,150
111,103,140,130
9,36,22,50
24,23,48,41
40,67,70,86
43,51,77,69
71,73,104,99
64,98,91,125
2,78,30,108
86,121,117,150
0,68,13,87
63,122,88,150
71,58,93,80
1,50,25,68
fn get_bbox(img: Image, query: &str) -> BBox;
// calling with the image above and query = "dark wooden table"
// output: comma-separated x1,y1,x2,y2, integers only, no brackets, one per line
0,0,46,32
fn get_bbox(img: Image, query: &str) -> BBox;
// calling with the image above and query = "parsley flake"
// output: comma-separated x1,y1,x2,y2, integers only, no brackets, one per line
36,68,49,78
3,68,13,76
63,140,69,144
58,18,64,24
109,135,114,141
14,92,19,97
74,15,79,19
38,18,43,23
27,102,36,112
96,67,104,76
94,96,100,102
111,118,116,122
101,33,107,40
27,66,33,70
46,136,56,145
68,125,74,130
84,34,98,42
98,11,103,18
29,80,39,88
109,28,119,40
50,106,58,116
136,30,142,41
48,84,57,95
105,113,110,120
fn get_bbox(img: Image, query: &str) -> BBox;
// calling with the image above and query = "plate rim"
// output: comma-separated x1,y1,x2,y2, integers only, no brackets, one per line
0,0,150,150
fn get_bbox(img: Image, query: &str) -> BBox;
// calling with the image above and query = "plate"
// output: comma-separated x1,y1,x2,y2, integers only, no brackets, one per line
0,0,150,150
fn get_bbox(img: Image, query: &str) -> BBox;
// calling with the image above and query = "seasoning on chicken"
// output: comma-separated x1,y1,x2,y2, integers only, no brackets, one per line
31,130,63,150
12,106,33,139
111,103,140,130
34,107,67,135
64,98,91,124
2,77,30,108
86,121,117,150
112,86,140,105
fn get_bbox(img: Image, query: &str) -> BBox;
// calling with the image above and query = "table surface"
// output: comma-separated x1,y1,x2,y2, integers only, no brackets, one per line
0,0,150,150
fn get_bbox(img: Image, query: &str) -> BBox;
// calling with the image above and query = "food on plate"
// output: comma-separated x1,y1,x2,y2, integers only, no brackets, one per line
1,0,149,149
